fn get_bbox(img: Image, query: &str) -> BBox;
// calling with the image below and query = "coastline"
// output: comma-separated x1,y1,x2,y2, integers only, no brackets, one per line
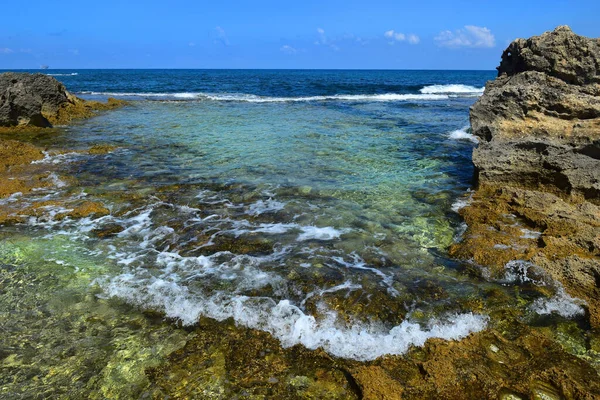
1,32,600,399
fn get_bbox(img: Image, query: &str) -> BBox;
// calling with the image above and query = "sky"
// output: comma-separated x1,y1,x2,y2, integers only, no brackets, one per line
1,0,598,70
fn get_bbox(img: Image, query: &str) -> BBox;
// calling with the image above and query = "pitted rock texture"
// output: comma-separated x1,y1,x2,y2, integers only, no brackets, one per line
470,26,600,203
457,26,600,330
0,73,71,127
0,72,126,128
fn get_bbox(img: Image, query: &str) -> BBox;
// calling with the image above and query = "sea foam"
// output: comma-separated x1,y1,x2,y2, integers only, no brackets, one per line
420,84,484,95
448,126,479,143
101,272,487,361
78,91,450,102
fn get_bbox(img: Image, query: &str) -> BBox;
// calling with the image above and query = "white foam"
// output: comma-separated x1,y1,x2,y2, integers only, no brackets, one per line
101,272,487,360
297,226,344,241
420,84,484,95
451,190,473,213
46,73,78,76
520,229,542,239
448,126,479,143
502,260,549,286
246,198,286,216
32,151,83,165
78,91,449,103
531,287,586,318
502,260,586,319
45,172,68,188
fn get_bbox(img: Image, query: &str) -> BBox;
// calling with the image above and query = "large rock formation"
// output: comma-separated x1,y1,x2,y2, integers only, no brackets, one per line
452,26,600,327
0,72,125,128
470,26,600,203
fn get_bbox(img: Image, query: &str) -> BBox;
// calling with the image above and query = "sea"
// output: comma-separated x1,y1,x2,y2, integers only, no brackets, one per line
1,69,583,366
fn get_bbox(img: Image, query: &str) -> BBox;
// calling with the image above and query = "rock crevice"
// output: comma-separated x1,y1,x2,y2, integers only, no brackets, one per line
454,26,600,327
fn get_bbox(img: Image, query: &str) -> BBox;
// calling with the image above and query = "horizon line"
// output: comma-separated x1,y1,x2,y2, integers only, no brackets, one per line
1,67,497,72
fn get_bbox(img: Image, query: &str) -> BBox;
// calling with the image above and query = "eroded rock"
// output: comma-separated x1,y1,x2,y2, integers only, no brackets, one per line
0,72,126,128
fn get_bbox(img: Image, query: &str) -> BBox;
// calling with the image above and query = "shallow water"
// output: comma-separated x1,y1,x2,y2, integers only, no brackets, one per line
1,70,593,395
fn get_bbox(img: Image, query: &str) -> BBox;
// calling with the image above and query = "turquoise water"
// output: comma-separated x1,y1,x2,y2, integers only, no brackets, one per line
4,70,582,365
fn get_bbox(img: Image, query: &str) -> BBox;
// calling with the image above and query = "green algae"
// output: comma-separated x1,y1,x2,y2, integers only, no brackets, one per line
0,237,190,399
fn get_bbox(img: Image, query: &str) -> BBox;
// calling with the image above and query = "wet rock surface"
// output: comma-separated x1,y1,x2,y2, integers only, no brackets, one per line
0,72,126,128
453,19,600,367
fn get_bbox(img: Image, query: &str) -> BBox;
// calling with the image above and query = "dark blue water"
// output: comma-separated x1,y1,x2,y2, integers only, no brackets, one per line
5,69,494,98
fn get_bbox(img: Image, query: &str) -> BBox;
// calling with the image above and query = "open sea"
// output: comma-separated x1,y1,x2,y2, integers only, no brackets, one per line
2,69,581,373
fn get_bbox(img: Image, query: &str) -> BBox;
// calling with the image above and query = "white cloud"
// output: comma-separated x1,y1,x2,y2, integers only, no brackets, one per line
280,45,298,54
214,26,229,46
68,49,79,55
314,28,340,51
435,25,495,48
407,34,420,45
0,48,13,54
315,28,327,45
384,30,419,45
189,42,196,47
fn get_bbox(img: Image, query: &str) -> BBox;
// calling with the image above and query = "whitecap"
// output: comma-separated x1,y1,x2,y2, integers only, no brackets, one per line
448,126,479,143
78,91,449,103
420,84,484,95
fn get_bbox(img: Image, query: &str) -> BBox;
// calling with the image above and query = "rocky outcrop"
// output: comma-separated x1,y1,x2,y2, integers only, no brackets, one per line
470,26,600,203
0,72,125,128
453,26,600,327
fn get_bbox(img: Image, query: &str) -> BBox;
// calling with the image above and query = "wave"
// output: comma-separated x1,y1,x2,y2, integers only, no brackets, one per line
101,272,488,361
448,126,479,143
420,84,484,96
78,91,450,103
46,73,78,76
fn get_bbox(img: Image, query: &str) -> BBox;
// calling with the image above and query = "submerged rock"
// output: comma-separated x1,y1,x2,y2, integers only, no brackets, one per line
0,72,126,128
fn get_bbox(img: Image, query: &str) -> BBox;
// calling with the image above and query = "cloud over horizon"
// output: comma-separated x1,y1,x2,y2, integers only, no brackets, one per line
314,28,340,51
384,30,420,45
280,45,298,54
214,26,230,46
435,25,496,48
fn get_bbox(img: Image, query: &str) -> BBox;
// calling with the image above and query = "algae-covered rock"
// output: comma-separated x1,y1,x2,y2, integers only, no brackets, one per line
0,72,126,128
454,26,600,334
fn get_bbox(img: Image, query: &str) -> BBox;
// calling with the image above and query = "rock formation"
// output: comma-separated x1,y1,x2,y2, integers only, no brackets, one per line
470,26,600,202
0,72,124,128
452,26,600,327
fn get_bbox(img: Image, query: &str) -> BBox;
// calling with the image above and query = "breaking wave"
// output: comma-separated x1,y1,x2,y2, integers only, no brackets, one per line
448,126,479,143
420,84,484,96
78,91,451,102
46,73,79,76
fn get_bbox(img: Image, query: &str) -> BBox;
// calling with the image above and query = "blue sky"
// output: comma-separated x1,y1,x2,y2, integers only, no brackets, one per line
1,0,598,69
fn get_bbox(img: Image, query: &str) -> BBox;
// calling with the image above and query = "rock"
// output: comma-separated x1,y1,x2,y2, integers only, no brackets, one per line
0,72,126,128
454,26,600,330
0,73,69,127
470,26,600,203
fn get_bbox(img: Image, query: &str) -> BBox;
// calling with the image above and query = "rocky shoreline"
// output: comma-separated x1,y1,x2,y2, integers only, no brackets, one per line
451,26,600,329
0,72,125,129
1,31,600,399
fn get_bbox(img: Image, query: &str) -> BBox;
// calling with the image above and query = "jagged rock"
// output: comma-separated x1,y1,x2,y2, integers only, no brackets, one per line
470,26,600,203
0,72,126,128
457,26,600,329
0,73,70,127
